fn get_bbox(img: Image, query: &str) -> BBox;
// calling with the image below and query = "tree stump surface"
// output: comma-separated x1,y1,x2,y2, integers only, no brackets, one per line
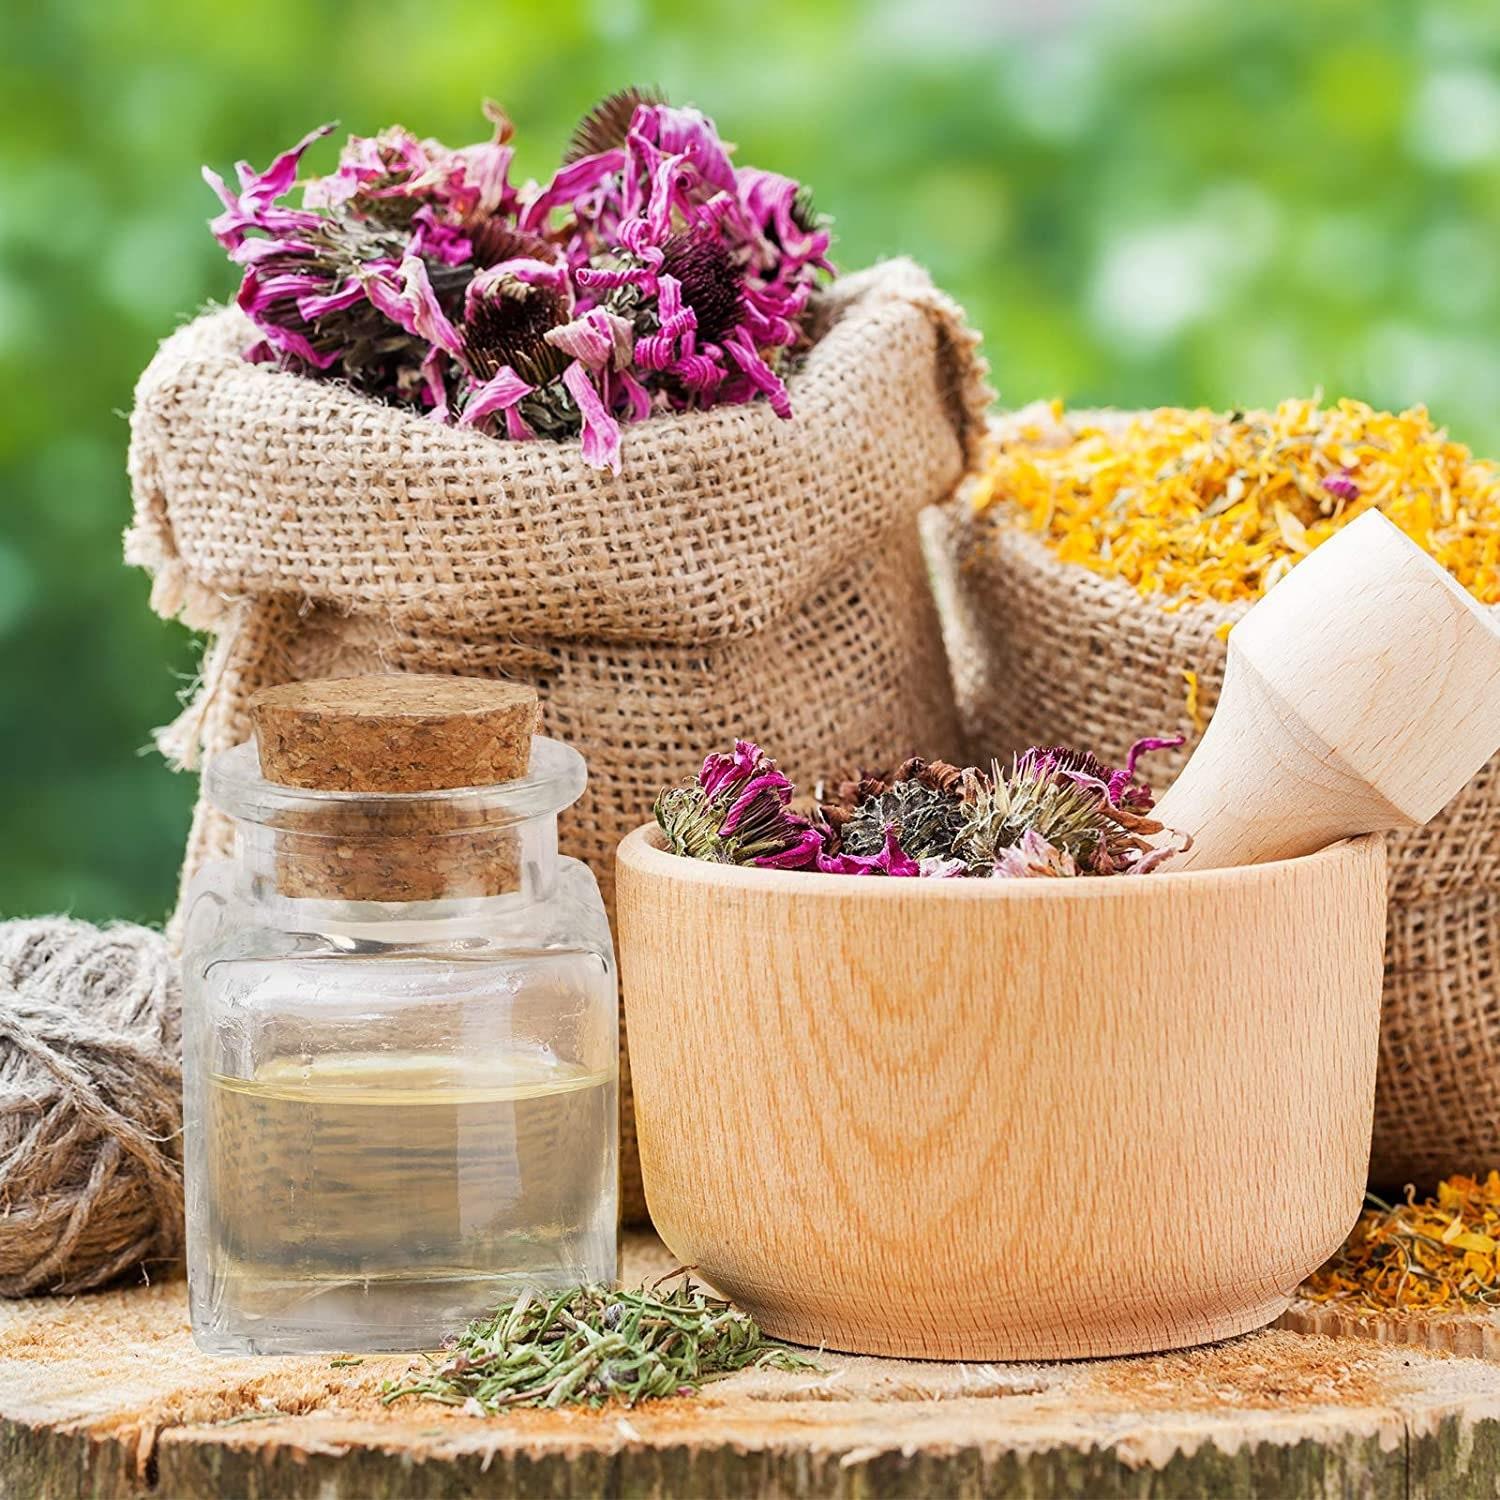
7,1232,1500,1499
1279,1295,1500,1361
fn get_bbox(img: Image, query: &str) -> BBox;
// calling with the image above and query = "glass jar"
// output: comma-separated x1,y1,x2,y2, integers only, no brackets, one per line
179,681,617,1356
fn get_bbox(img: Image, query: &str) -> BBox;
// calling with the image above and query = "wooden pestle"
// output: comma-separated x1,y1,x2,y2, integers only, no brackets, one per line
1153,510,1500,871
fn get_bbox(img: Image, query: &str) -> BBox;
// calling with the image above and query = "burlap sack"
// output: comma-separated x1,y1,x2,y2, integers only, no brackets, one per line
127,259,990,1222
924,412,1500,1191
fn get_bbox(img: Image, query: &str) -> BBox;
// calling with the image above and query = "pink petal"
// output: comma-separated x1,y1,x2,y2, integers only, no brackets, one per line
613,367,654,423
363,254,464,357
724,330,792,419
519,150,626,233
454,140,515,217
410,207,473,267
458,365,534,428
563,361,621,473
419,347,451,420
629,105,737,195
296,275,366,321
204,124,333,248
546,308,634,371
1124,735,1185,778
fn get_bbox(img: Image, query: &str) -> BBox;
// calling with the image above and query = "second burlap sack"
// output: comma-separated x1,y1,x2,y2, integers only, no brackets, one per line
128,259,989,1222
926,411,1500,1193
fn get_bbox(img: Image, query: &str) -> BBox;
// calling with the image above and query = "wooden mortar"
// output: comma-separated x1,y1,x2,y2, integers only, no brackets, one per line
248,674,539,902
617,826,1387,1361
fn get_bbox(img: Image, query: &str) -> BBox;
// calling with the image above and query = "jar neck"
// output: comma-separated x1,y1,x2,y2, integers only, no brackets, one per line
232,812,562,917
203,735,587,924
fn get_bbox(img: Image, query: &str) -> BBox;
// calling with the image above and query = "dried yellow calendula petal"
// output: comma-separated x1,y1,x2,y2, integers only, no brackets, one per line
1182,669,1202,733
1274,502,1311,554
1454,1231,1499,1255
970,398,1500,609
1304,1174,1500,1314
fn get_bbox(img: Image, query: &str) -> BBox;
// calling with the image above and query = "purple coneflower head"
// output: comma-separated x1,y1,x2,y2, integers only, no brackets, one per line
661,232,744,346
460,250,573,386
563,86,666,164
655,740,825,868
698,739,767,799
1017,735,1182,813
305,106,516,232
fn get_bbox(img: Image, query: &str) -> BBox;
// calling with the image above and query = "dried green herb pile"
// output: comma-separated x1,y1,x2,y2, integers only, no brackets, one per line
381,1278,815,1414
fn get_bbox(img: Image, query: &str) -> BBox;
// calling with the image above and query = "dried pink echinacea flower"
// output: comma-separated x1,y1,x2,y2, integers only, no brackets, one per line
203,89,834,472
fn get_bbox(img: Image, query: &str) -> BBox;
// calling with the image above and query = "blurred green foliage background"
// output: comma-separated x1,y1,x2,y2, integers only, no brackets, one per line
3,0,1499,923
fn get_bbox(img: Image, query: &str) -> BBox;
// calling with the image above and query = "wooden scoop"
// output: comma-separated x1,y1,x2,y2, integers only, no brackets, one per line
1152,510,1500,871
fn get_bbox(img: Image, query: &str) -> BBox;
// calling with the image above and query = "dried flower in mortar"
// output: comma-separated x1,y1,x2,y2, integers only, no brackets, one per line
955,737,1184,877
655,736,1184,877
382,1275,815,1413
1301,1175,1500,1315
820,757,982,864
204,88,834,473
654,740,824,869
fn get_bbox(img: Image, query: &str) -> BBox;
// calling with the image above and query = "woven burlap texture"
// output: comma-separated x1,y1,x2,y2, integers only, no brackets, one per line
127,259,989,1224
924,412,1500,1191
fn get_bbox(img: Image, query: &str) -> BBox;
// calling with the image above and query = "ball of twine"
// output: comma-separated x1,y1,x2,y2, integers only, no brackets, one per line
0,918,183,1295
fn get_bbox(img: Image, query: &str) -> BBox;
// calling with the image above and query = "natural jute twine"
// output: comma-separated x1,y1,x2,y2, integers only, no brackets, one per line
0,918,183,1295
126,259,991,1223
925,409,1500,1190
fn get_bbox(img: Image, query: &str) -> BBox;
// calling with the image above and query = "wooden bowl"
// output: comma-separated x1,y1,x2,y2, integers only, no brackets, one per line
616,827,1388,1361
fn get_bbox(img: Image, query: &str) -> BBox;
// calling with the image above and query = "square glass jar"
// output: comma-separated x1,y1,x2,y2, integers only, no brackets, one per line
179,733,618,1355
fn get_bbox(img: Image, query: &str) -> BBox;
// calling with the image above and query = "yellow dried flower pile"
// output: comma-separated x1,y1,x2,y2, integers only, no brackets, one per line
968,397,1500,610
1302,1175,1500,1315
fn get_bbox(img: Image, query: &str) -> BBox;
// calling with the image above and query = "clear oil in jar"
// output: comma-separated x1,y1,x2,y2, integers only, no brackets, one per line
202,1047,617,1351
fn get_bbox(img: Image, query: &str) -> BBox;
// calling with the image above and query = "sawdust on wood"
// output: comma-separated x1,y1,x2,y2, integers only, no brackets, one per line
1085,1329,1405,1411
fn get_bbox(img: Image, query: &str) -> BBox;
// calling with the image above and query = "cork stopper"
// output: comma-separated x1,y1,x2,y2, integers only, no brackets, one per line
250,674,539,793
246,675,542,903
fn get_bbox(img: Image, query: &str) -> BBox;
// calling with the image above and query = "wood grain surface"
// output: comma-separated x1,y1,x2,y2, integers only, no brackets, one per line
618,826,1388,1361
10,1231,1500,1499
1155,510,1500,870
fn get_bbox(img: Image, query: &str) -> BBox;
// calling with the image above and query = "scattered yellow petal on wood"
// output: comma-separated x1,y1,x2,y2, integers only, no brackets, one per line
1303,1174,1500,1314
